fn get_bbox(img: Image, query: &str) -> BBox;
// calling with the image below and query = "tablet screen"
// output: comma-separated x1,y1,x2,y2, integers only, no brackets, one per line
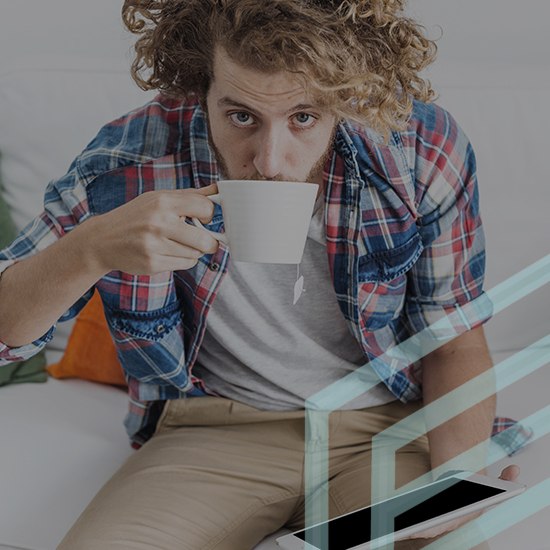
294,479,504,550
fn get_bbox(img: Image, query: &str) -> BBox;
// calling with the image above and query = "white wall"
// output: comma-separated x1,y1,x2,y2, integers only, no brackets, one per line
408,0,549,66
0,0,131,69
2,0,549,69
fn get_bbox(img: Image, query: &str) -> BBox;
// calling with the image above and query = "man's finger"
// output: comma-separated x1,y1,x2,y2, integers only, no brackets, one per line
194,183,219,196
499,464,520,482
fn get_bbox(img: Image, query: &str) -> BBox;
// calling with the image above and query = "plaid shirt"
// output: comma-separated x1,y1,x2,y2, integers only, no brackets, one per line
0,95,532,453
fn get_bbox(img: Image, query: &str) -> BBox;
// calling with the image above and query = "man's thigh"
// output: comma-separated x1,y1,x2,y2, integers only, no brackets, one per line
56,397,491,550
57,398,305,550
288,400,491,550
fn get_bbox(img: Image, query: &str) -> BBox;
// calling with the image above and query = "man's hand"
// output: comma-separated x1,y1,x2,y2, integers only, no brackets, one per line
406,465,520,541
0,185,220,348
86,185,220,275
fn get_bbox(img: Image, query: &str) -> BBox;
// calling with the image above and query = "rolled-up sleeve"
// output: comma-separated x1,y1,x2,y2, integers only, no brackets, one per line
405,105,493,340
0,161,93,364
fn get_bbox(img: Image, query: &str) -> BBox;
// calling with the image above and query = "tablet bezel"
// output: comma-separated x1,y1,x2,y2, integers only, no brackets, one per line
276,473,526,550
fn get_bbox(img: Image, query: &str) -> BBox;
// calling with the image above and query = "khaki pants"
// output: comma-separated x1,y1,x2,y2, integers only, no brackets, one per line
57,397,490,550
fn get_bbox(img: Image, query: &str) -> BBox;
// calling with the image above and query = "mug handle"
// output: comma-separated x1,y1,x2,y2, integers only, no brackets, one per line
192,193,228,245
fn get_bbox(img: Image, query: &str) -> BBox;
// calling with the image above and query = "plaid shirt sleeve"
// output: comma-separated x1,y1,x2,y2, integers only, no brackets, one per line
385,104,534,455
0,158,94,363
402,102,492,338
0,96,182,365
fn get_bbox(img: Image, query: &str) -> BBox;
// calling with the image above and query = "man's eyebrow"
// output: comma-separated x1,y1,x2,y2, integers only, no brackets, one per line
217,97,319,116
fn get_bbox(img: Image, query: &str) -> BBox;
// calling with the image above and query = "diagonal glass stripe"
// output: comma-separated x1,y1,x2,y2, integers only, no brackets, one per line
369,341,550,548
423,475,550,549
305,252,550,548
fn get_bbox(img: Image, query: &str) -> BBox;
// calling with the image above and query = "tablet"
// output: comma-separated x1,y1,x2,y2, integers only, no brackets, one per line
276,472,526,550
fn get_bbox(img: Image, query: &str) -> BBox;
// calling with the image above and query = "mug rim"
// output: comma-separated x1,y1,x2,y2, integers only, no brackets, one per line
218,179,317,187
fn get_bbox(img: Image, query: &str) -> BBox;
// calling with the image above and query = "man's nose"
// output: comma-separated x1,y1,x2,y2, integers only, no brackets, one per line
252,126,286,180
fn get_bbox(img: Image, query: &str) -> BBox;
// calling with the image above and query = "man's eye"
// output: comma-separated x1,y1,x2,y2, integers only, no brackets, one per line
230,112,254,126
293,113,316,127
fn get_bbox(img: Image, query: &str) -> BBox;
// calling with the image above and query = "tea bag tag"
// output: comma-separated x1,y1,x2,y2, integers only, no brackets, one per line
293,264,305,305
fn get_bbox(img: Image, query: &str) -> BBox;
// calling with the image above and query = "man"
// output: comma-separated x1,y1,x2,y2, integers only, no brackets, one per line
0,1,521,548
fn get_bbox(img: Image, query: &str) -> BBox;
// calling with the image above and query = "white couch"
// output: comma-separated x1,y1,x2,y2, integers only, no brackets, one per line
1,40,550,550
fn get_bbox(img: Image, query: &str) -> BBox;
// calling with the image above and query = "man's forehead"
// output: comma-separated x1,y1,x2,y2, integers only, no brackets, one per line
211,46,325,110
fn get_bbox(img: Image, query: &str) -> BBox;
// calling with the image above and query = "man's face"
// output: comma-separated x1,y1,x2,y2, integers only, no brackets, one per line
204,48,337,187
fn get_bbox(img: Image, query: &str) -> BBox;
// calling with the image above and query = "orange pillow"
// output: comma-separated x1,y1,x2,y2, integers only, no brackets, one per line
46,290,127,387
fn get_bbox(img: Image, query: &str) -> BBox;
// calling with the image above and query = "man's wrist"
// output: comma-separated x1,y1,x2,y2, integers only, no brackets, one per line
72,215,112,278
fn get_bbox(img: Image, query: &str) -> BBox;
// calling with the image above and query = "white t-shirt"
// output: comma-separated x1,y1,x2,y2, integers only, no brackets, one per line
193,195,397,411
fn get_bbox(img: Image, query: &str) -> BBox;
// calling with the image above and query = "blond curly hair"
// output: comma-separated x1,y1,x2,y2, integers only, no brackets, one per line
122,0,438,139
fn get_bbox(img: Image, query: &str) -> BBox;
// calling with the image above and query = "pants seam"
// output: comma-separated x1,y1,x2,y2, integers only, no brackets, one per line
328,482,350,516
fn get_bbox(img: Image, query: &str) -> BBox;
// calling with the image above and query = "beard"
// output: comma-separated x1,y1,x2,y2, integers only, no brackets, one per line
205,114,338,183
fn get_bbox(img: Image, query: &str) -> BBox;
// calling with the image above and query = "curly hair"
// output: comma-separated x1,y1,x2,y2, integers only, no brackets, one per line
122,0,438,140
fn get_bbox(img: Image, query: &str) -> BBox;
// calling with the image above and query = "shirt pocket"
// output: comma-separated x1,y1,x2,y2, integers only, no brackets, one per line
357,232,423,331
358,232,423,284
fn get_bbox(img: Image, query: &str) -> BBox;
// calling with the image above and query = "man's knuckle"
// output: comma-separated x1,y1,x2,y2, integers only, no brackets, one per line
140,234,156,254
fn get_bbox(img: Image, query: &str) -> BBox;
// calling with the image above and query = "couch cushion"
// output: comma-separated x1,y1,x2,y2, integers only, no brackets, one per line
0,377,133,549
0,350,47,387
46,290,127,387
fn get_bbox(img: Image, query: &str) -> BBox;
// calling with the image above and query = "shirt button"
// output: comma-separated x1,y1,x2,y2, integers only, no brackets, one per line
209,262,220,272
156,324,165,334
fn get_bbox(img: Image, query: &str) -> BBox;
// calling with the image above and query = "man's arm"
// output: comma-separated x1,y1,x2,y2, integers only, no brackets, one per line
408,325,520,542
0,219,109,348
422,325,495,476
0,188,219,349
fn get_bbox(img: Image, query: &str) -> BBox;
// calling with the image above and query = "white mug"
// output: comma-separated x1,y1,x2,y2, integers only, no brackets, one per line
192,180,319,263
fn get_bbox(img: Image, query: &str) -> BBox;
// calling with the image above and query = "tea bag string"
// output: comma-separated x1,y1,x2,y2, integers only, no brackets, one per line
293,263,306,305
